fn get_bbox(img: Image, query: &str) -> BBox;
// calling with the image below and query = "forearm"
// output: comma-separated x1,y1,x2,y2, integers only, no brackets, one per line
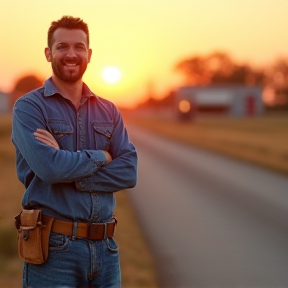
12,102,107,183
75,107,138,193
75,144,138,192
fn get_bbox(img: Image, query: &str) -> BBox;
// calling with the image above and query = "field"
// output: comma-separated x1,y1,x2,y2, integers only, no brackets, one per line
124,112,288,176
1,111,287,287
0,114,159,288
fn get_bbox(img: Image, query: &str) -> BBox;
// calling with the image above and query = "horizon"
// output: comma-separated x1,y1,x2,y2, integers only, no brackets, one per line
1,0,288,108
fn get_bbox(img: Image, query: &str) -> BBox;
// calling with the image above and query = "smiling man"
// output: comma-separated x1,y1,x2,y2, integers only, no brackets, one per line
12,16,137,288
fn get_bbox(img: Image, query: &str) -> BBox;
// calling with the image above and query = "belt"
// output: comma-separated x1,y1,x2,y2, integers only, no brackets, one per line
42,215,117,240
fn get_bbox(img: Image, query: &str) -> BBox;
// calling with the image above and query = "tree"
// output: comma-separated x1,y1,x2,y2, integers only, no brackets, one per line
265,58,288,106
175,51,265,86
10,75,44,109
175,56,209,85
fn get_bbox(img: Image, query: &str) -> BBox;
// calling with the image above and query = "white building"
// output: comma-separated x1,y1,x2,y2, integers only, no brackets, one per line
175,85,263,118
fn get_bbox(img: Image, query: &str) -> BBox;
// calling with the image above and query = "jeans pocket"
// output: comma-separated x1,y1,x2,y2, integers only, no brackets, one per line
106,237,119,253
49,232,69,252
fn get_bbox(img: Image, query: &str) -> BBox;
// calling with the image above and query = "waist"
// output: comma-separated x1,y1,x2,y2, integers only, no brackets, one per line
43,214,117,240
22,191,115,222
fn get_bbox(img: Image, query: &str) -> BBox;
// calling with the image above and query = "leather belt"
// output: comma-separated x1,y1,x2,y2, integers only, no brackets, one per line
42,215,117,240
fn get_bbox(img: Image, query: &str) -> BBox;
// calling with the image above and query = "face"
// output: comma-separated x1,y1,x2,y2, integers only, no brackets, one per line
45,28,92,83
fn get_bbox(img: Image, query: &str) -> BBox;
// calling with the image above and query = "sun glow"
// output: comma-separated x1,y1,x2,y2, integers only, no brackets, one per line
0,1,287,108
102,66,122,84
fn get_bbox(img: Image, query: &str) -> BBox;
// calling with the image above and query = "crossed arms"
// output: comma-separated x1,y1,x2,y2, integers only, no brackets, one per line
12,99,137,192
34,128,113,164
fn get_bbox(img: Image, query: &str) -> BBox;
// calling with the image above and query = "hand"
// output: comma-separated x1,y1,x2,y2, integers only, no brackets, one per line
102,151,112,165
34,128,60,150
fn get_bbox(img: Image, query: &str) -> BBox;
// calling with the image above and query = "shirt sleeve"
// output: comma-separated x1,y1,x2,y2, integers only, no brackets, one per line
74,106,138,192
12,98,106,184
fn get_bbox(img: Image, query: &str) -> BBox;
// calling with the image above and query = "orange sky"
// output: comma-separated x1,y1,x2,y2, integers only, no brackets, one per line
0,0,288,108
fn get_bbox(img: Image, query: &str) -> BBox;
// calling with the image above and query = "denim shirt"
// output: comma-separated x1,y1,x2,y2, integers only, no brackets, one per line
12,77,137,223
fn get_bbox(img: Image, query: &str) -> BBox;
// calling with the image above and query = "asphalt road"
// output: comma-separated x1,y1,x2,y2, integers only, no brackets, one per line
126,124,288,288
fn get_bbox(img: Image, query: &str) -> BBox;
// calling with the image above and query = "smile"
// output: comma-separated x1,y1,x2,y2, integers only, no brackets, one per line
64,63,78,67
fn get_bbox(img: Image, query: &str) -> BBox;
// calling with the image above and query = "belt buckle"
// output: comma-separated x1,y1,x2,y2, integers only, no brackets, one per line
88,223,107,240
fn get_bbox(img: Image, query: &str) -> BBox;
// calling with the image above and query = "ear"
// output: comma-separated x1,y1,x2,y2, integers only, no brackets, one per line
88,48,92,63
44,47,52,62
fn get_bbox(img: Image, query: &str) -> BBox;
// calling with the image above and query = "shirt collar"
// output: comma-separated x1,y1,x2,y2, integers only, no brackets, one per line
43,77,96,98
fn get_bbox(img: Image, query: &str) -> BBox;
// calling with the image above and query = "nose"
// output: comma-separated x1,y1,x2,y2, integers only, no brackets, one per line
66,47,77,57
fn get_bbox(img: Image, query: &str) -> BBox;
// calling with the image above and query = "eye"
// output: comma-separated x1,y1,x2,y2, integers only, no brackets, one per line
56,44,68,51
75,44,87,51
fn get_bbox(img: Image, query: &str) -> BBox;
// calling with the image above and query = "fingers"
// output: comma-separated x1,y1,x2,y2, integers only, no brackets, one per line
34,135,59,149
34,128,60,150
34,128,52,137
34,135,57,149
102,151,112,165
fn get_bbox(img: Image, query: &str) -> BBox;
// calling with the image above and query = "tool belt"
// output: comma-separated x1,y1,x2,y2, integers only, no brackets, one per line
15,209,117,265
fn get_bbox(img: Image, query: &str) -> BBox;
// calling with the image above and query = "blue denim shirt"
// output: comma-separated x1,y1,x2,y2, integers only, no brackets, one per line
12,77,137,223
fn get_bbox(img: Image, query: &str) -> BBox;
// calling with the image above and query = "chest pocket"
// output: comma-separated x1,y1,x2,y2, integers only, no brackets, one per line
93,122,114,151
47,120,74,150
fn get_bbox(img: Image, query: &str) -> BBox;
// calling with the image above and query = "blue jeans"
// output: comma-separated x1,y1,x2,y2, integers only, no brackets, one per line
22,233,121,288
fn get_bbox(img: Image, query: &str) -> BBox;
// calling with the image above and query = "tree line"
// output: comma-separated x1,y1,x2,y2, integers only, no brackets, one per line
7,51,288,110
139,51,288,109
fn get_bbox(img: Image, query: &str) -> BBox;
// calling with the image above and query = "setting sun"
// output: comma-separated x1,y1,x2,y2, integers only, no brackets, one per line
102,66,122,84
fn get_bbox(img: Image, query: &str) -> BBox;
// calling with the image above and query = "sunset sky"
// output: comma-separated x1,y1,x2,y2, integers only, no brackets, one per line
0,0,288,108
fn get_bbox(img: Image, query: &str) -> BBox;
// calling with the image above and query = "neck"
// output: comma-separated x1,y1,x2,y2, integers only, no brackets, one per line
51,76,83,108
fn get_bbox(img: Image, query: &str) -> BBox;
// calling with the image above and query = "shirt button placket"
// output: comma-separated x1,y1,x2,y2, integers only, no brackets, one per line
78,102,98,222
78,110,85,150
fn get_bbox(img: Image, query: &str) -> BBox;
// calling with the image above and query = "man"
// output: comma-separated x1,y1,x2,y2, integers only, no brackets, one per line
12,15,137,288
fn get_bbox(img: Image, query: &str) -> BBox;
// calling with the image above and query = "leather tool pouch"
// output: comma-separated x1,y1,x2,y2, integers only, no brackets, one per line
15,209,54,264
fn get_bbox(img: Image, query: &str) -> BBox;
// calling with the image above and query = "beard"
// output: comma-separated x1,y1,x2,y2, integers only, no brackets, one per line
51,56,87,83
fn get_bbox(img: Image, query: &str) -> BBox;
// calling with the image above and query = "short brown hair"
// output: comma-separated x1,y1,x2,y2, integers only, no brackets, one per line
47,16,89,48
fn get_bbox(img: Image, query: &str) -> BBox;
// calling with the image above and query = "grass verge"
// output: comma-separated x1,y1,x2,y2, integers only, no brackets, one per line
124,112,288,176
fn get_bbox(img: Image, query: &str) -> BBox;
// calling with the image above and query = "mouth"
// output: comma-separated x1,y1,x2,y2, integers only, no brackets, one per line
64,63,78,67
62,58,81,67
